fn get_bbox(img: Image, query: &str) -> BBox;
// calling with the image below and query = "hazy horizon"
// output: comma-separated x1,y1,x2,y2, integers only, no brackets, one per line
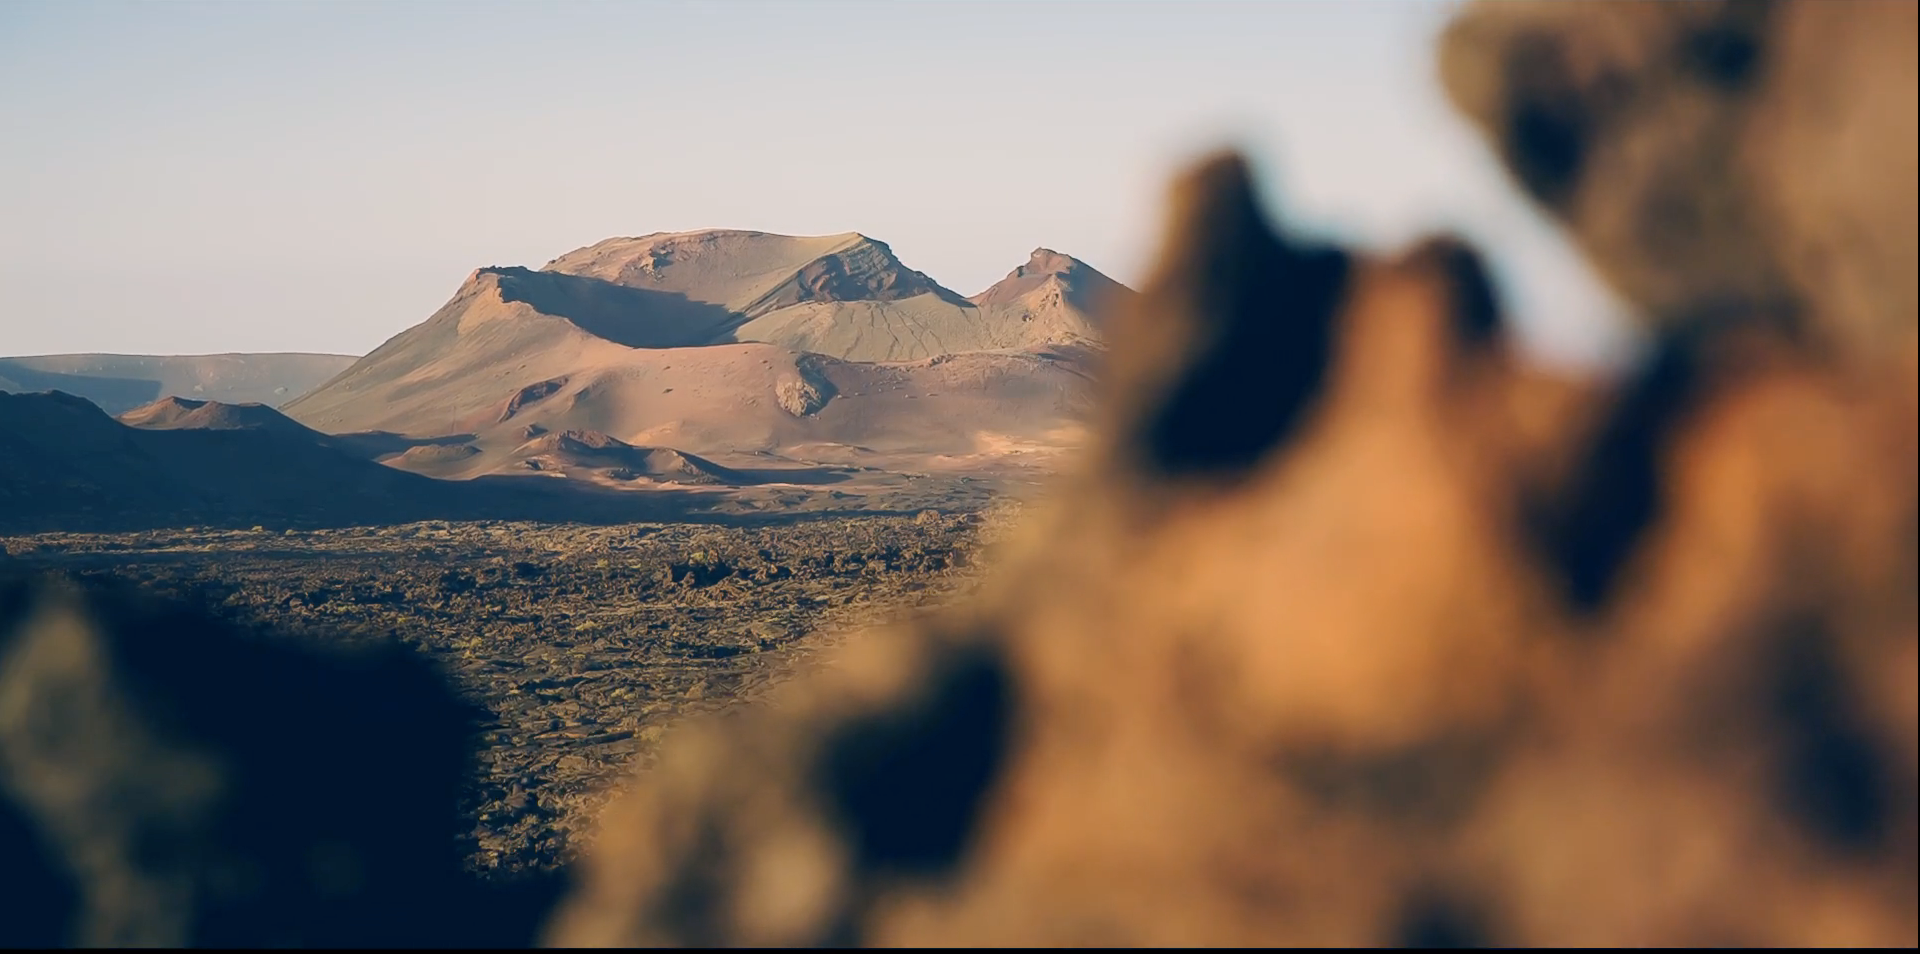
1,0,1635,366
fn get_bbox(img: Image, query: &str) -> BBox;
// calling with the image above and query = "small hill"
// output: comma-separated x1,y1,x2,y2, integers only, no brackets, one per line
0,353,357,414
508,429,751,485
119,395,329,441
391,442,483,471
968,247,1129,342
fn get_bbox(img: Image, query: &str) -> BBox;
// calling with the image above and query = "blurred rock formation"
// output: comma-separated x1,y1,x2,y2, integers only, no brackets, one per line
547,1,1918,945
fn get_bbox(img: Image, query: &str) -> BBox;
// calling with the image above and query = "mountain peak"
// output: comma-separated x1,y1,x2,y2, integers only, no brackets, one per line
970,248,1123,308
1021,248,1080,275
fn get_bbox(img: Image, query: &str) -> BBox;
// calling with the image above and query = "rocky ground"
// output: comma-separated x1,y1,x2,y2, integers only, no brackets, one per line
0,509,1016,874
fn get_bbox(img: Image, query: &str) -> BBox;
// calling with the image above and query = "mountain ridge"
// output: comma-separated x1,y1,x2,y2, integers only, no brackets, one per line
0,353,356,414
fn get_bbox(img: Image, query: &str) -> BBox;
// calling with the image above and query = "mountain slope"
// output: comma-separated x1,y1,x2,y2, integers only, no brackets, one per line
281,266,737,435
728,296,1032,363
289,329,1091,477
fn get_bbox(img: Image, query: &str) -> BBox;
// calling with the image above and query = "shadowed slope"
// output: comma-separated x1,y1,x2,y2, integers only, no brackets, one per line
0,390,702,532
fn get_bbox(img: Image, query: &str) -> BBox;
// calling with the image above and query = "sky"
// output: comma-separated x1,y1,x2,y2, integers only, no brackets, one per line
0,0,1636,367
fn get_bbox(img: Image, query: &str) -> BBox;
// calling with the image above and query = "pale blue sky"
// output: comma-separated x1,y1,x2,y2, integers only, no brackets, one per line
0,0,1633,365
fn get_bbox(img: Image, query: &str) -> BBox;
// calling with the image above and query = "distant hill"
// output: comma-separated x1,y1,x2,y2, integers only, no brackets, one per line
119,395,332,439
0,353,357,414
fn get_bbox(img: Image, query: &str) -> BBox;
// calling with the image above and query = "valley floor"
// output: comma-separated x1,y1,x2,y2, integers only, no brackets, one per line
0,512,1013,872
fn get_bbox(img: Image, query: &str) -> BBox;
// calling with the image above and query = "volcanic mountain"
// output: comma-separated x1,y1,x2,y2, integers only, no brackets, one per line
283,231,1115,477
0,353,356,414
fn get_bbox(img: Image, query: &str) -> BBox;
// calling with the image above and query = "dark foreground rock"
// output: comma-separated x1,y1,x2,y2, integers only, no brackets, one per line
0,573,561,947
